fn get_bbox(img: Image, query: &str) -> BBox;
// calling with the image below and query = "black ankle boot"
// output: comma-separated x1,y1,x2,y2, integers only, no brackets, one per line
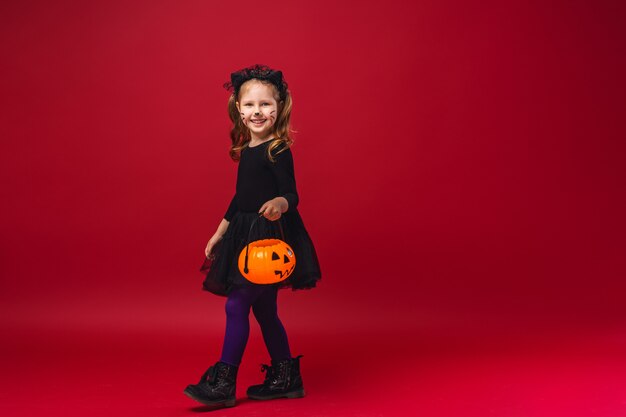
183,361,238,408
247,355,305,400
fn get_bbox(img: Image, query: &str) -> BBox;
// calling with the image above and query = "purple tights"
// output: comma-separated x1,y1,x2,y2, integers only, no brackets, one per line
219,284,292,366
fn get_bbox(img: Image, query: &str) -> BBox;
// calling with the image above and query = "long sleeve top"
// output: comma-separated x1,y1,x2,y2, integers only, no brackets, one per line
224,140,299,221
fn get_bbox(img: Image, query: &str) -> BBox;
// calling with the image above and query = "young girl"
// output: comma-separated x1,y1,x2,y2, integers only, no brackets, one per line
183,64,322,409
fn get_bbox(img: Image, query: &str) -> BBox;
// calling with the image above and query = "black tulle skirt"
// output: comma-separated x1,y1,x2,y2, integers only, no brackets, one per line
200,209,322,297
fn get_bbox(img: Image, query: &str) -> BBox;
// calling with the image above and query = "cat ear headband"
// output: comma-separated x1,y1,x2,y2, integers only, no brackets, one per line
223,64,288,102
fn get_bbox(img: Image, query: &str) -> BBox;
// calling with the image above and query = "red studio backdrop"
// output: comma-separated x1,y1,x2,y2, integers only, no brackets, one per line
1,1,625,416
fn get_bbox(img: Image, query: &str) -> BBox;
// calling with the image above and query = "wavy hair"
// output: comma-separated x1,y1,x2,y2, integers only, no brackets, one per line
226,80,295,163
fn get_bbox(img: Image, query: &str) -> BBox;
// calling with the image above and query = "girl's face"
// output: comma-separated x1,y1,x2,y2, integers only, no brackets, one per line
236,80,280,141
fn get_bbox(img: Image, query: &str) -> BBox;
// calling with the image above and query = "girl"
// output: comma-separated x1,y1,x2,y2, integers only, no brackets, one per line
183,64,322,409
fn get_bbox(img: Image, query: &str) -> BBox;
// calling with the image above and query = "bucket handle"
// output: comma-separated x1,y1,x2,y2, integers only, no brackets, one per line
243,212,286,274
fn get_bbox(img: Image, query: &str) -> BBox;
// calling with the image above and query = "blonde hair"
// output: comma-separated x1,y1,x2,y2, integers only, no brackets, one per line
226,80,295,163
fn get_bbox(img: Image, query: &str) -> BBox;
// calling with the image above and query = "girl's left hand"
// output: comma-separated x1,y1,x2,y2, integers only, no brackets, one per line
259,199,283,221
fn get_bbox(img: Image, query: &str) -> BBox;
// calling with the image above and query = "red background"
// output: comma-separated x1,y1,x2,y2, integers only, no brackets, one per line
1,1,625,416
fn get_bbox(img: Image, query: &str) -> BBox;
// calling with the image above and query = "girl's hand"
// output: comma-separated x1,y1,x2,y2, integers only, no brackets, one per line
259,198,285,221
205,235,222,259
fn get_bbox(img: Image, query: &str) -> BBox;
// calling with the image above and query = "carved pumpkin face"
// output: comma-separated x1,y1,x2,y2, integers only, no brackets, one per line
238,238,296,284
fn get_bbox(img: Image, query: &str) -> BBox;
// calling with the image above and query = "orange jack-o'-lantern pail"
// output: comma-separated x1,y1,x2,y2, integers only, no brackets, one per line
238,214,296,284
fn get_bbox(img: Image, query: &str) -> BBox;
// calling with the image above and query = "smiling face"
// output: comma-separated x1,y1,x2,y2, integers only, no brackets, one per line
236,80,280,141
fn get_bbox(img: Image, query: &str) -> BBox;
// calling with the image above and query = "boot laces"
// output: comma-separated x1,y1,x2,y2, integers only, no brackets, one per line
200,363,232,385
200,365,218,384
259,356,303,386
262,360,288,386
260,363,275,384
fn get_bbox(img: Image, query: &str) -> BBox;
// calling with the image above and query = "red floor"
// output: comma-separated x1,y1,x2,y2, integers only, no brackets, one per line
2,318,625,417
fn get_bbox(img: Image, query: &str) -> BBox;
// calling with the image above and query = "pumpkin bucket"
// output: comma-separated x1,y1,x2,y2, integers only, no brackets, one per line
238,213,296,284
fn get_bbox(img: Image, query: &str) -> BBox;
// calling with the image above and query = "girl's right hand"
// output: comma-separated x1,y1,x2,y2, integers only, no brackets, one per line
205,235,222,259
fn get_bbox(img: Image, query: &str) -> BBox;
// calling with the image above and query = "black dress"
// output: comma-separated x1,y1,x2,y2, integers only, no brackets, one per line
200,139,322,297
